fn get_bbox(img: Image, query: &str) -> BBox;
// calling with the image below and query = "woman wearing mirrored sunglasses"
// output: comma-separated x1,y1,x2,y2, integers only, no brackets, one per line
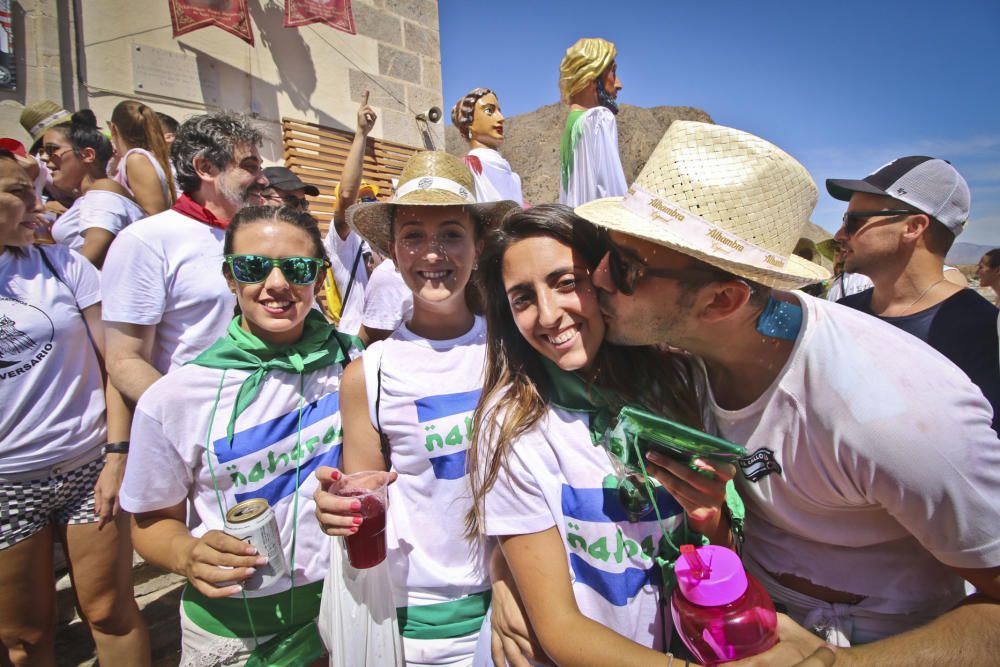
120,205,360,666
466,205,738,666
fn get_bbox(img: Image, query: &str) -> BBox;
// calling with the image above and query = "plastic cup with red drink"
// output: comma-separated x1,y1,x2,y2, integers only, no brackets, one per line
331,470,391,569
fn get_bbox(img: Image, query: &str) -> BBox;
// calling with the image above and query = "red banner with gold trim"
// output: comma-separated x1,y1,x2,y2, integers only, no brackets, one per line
285,0,355,34
169,0,254,45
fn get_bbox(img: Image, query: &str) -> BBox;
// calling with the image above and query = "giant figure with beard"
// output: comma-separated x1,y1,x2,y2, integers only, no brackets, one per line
558,37,627,207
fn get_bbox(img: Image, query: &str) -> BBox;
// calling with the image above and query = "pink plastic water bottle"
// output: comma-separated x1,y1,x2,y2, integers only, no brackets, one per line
670,545,778,666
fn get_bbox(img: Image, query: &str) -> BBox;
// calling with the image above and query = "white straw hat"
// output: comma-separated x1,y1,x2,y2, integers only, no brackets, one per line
348,150,519,256
575,121,830,289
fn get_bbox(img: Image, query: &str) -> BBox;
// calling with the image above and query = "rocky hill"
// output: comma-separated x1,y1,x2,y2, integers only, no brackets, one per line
445,102,832,264
446,102,714,204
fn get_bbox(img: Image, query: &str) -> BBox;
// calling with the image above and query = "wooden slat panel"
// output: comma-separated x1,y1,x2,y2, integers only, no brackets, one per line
280,116,421,229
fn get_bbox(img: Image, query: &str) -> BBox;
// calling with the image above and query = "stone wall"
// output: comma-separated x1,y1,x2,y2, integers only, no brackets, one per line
0,0,443,158
351,0,444,149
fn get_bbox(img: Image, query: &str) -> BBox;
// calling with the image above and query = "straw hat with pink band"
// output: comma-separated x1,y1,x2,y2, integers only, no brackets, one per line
575,120,830,290
348,150,518,256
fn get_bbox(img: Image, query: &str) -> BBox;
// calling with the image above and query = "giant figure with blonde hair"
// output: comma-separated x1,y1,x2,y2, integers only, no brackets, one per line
559,37,627,207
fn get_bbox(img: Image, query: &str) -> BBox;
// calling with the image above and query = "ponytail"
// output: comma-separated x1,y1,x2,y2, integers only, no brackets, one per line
111,100,177,203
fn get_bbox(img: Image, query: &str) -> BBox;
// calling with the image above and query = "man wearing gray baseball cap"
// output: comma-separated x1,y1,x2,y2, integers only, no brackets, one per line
829,156,999,434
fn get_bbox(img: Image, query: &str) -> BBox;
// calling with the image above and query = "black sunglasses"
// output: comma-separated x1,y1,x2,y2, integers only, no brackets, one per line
841,209,917,236
224,255,326,285
600,230,726,295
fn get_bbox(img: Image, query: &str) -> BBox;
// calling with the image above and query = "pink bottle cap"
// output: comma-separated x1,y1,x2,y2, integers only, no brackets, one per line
675,545,748,607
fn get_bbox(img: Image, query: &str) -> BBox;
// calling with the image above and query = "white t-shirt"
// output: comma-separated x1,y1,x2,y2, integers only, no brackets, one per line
51,189,147,253
120,361,349,594
559,106,628,208
324,226,370,336
466,147,524,206
362,317,490,664
714,293,1000,630
101,208,235,373
362,259,412,332
482,404,677,651
0,245,106,473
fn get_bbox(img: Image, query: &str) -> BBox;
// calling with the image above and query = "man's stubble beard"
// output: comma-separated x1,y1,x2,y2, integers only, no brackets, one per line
600,289,695,348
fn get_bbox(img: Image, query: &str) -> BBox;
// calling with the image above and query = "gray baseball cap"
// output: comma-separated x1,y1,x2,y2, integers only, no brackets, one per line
826,156,970,236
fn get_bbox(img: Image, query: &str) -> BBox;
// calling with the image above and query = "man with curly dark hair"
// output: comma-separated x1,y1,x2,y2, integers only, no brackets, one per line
103,111,267,406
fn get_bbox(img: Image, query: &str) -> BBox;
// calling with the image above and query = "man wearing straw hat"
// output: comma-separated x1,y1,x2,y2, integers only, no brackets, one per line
558,37,627,207
575,120,1000,661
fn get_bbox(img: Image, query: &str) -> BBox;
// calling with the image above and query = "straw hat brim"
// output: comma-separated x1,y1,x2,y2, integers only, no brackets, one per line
349,196,520,257
576,196,830,289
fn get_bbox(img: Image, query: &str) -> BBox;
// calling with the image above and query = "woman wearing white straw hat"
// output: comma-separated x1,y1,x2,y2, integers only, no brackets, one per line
574,120,1000,659
314,151,518,665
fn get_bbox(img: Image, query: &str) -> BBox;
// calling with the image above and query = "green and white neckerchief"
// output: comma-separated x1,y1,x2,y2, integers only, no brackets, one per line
186,311,360,664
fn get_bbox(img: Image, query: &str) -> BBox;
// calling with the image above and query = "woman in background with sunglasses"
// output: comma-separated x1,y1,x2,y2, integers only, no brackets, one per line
121,206,359,666
466,205,737,666
41,110,146,268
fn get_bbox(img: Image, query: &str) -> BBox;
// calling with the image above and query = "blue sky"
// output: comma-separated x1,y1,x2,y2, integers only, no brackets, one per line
439,0,1000,247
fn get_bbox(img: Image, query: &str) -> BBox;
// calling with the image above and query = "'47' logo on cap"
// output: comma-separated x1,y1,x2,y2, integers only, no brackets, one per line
739,448,782,482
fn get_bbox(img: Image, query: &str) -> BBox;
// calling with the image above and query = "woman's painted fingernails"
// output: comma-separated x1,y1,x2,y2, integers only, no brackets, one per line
330,469,341,481
350,500,362,511
353,516,363,525
350,526,359,533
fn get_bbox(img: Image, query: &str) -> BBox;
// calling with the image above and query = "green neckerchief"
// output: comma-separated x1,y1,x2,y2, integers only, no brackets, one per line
559,109,587,191
188,310,360,445
541,357,622,446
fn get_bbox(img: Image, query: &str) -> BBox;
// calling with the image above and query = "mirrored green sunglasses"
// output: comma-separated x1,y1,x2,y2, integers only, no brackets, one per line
224,255,326,285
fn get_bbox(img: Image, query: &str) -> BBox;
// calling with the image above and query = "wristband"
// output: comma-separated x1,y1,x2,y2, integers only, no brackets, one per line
104,441,130,455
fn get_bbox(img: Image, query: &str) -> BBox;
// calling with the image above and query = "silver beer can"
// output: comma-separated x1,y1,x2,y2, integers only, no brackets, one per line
225,498,289,591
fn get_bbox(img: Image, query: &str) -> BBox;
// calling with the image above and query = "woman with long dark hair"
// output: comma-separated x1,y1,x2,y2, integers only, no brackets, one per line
467,204,737,666
41,110,145,268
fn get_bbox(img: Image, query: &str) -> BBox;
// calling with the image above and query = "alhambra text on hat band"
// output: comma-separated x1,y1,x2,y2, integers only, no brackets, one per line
621,185,789,271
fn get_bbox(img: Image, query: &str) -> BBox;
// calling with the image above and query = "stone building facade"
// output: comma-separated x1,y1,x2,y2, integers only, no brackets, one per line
0,0,443,159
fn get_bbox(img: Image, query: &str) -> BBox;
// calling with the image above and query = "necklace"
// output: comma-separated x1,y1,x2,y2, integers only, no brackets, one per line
899,277,946,315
